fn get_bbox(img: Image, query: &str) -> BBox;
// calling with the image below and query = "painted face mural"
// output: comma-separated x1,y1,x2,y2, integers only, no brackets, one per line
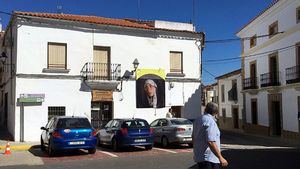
136,69,165,108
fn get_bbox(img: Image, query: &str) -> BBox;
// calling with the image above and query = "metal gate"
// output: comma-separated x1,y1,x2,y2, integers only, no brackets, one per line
91,101,112,129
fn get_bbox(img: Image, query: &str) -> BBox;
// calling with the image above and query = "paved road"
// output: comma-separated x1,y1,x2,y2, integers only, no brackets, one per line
0,131,299,169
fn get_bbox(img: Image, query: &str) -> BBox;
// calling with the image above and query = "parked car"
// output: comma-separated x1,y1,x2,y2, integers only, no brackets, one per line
97,118,153,151
40,116,97,156
150,118,193,147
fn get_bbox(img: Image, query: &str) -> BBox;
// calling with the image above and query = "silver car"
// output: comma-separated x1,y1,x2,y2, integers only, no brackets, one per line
150,118,193,147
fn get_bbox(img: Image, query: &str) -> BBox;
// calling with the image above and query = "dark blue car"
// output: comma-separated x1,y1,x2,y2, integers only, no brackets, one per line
97,118,153,151
40,116,97,156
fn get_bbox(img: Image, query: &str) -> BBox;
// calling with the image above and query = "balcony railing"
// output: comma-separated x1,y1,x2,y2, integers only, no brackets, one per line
243,77,258,90
81,62,121,81
260,72,281,87
286,65,300,84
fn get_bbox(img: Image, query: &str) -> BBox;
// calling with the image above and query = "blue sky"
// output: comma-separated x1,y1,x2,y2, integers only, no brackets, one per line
0,0,273,84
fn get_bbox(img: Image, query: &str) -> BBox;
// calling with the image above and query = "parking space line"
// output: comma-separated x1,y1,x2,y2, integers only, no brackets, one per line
153,147,177,154
98,150,119,158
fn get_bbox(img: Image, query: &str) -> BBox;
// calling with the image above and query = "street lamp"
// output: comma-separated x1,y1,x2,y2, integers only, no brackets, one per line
131,58,139,75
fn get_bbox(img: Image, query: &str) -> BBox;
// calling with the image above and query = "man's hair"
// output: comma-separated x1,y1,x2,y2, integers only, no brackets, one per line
205,102,218,115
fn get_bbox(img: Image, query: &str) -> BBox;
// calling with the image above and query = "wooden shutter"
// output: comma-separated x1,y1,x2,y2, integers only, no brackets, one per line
170,52,182,73
93,47,110,79
48,43,66,69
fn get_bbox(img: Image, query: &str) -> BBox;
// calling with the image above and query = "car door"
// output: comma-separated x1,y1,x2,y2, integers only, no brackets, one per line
99,120,113,144
150,119,161,143
160,119,171,138
42,118,54,146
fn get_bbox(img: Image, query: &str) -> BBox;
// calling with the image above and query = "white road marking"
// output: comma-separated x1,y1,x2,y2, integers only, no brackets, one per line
221,144,295,150
153,147,177,154
98,150,119,158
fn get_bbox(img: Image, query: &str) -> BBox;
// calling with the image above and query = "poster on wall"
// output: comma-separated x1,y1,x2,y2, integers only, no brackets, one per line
136,69,165,108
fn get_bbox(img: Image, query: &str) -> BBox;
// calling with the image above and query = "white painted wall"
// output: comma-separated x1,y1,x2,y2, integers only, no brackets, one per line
282,88,299,132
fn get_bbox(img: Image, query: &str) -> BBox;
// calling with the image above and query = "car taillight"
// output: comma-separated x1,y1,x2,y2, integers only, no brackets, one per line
176,128,185,132
91,131,97,137
150,128,153,134
52,131,62,138
120,127,128,136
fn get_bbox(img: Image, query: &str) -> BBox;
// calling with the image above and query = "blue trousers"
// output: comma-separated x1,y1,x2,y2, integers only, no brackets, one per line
197,161,220,169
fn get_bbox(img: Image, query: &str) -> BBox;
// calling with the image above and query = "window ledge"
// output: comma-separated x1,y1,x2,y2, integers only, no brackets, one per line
42,68,70,74
166,73,185,77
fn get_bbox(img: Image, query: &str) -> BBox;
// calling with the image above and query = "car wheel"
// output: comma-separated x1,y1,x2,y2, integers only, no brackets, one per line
48,140,55,157
112,138,119,152
161,136,169,148
145,145,153,150
40,137,46,151
88,148,96,154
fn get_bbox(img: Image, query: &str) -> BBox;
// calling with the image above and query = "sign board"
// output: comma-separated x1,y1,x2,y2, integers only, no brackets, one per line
92,90,112,102
19,93,45,103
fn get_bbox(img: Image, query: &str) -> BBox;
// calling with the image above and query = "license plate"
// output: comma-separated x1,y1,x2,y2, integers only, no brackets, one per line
134,139,146,143
69,141,85,145
184,138,192,141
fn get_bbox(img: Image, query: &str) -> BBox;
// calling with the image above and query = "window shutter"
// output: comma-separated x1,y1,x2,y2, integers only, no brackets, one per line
170,52,182,73
48,43,66,69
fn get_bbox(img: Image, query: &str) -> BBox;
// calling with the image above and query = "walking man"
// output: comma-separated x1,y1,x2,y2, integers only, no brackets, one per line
193,102,228,169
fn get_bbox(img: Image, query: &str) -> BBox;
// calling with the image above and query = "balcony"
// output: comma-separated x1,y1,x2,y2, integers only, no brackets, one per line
81,62,121,90
286,65,300,84
260,72,281,87
243,77,258,90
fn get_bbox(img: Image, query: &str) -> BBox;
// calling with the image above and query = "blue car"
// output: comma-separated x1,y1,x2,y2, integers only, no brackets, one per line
40,116,97,157
97,118,153,151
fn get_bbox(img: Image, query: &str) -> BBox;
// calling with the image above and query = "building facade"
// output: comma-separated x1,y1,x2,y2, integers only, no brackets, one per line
237,0,300,139
0,12,204,141
216,69,243,130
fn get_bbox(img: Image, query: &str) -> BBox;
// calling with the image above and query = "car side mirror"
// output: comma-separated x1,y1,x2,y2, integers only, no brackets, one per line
40,127,48,131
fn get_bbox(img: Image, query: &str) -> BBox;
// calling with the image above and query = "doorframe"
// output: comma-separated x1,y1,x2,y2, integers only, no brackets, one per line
268,93,282,136
232,105,239,129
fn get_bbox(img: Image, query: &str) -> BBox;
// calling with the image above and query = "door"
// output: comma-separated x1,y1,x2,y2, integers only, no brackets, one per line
250,62,256,86
271,101,281,136
269,55,278,84
99,120,113,144
150,119,161,143
232,108,239,129
4,93,8,129
93,46,110,80
91,101,113,129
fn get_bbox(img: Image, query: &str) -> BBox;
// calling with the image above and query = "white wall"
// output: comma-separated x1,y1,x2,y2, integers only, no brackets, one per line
282,88,299,132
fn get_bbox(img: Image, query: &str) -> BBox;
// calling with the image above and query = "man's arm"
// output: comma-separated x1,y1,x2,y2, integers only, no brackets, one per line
208,141,228,167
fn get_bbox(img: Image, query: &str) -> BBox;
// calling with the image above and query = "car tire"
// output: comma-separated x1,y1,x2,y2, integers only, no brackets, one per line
40,137,46,151
145,145,153,150
112,138,119,152
48,140,55,157
88,148,96,154
161,136,169,148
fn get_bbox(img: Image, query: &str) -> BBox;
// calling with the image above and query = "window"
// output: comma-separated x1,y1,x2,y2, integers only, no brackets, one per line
170,51,183,73
269,21,278,38
48,42,67,69
222,108,226,123
228,79,238,101
296,43,300,65
221,85,225,102
297,7,300,23
250,35,257,48
48,106,65,121
251,99,258,124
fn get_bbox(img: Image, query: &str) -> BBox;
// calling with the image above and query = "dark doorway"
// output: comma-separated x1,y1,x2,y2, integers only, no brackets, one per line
4,93,8,129
250,62,257,85
271,101,281,136
251,99,258,124
232,107,239,129
171,106,182,118
269,54,278,84
91,101,112,129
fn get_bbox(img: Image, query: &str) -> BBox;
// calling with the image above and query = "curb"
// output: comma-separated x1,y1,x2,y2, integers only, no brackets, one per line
0,145,34,151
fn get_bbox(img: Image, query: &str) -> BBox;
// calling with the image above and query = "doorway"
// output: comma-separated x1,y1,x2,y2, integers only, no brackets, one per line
271,101,281,136
232,107,239,129
4,93,8,129
91,101,113,129
171,106,182,118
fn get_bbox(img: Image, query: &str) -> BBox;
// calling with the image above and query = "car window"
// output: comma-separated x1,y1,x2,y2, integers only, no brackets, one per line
122,120,149,128
170,119,192,125
45,119,53,128
150,120,159,127
159,119,168,126
105,120,113,128
111,120,119,128
56,118,92,129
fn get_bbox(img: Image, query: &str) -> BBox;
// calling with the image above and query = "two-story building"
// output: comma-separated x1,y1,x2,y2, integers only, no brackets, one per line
237,0,300,139
216,69,243,130
0,12,204,141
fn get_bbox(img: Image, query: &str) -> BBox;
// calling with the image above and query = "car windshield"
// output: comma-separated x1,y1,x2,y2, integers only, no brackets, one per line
170,119,192,125
56,118,92,129
122,120,149,128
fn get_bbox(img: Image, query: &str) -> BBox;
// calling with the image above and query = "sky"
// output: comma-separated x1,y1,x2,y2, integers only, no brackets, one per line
0,0,273,85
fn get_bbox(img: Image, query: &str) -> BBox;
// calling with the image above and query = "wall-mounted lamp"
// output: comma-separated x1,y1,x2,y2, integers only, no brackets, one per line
131,58,139,75
0,52,7,64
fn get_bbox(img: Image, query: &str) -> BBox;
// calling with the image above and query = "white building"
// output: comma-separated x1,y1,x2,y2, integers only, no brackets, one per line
216,69,243,130
236,0,300,139
202,83,218,105
0,12,204,141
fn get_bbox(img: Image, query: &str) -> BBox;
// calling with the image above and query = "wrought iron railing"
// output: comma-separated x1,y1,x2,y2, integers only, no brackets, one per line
286,65,300,84
243,77,258,90
81,62,121,81
260,72,281,87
